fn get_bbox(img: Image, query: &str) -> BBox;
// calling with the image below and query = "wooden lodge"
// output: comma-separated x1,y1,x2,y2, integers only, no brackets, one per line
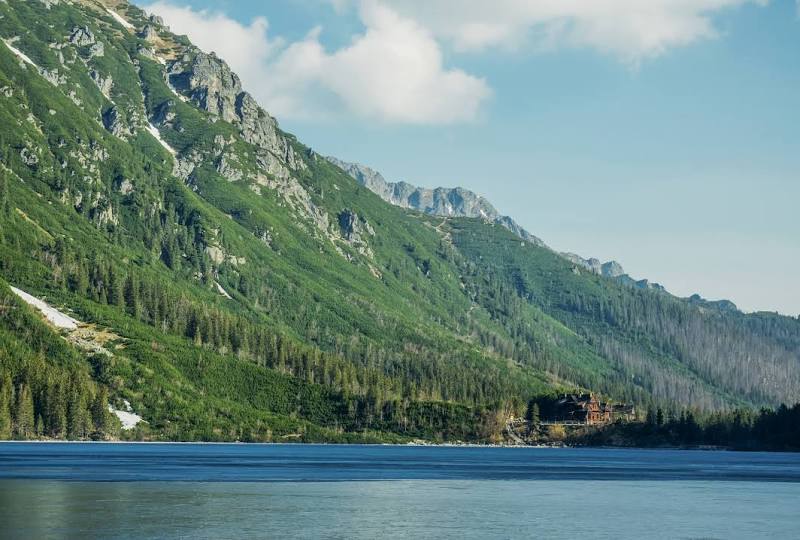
550,393,613,425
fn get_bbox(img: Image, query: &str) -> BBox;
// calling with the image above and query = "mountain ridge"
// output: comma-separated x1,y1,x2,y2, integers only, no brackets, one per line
326,156,546,247
0,0,796,443
327,156,679,296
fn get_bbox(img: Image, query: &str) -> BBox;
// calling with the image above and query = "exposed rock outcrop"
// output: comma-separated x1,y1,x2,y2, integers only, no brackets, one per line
561,254,625,278
102,106,131,138
170,51,240,122
89,69,113,97
140,24,158,42
215,154,243,182
168,51,304,172
89,41,104,58
326,157,545,247
69,26,102,57
338,209,375,259
20,147,39,166
69,26,95,46
563,253,669,292
687,294,738,312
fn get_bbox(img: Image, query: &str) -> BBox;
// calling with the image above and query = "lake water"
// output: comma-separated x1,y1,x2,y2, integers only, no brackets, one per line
1,443,798,539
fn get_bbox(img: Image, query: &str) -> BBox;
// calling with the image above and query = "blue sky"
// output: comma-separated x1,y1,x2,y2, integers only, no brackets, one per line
147,0,800,315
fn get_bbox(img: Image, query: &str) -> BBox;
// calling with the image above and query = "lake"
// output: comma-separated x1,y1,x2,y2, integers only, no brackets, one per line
1,443,798,539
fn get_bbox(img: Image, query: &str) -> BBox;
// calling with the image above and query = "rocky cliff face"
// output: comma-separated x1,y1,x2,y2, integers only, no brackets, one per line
687,294,738,312
561,253,670,292
167,50,305,173
561,253,625,278
327,157,545,247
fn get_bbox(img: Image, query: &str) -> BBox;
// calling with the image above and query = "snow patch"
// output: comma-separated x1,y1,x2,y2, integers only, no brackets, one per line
108,400,143,430
146,123,176,155
106,8,135,30
215,281,232,299
2,38,37,67
10,286,80,331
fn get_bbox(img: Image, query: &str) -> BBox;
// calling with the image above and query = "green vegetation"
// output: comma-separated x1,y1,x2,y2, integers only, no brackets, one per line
0,0,797,445
0,281,118,440
448,218,800,410
573,404,800,452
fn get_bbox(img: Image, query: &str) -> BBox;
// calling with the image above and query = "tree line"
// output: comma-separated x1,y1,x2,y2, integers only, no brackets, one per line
0,284,118,440
577,403,800,451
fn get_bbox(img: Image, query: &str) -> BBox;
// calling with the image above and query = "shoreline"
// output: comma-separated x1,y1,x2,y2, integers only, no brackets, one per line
0,439,743,452
2,440,797,454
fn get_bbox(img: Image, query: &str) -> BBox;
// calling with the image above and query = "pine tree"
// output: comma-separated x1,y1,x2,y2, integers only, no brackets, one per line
107,265,123,307
66,382,86,440
35,414,44,437
124,273,141,319
0,168,9,216
46,382,67,438
91,387,111,433
14,384,35,439
0,374,12,439
525,400,540,426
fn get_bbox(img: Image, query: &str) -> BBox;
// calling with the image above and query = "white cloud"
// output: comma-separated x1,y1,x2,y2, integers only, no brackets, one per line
336,0,768,62
146,3,279,79
146,1,490,124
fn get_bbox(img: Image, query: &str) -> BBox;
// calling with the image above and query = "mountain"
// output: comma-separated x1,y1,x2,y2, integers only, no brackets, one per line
560,253,625,278
328,158,669,292
326,157,546,247
0,0,798,443
687,294,739,313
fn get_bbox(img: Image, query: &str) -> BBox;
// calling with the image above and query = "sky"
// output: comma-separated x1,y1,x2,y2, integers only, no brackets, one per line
145,0,800,315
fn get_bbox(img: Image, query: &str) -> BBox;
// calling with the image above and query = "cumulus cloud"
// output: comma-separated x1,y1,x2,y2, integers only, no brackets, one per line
336,0,768,62
146,1,490,124
146,3,279,78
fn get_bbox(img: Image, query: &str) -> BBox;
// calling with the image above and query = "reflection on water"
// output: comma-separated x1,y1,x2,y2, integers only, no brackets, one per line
1,479,799,539
1,444,799,539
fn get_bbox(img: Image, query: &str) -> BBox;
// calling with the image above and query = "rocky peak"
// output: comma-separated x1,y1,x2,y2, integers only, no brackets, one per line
564,253,668,294
327,158,392,197
601,261,626,278
494,216,545,247
688,294,739,312
167,51,303,171
561,253,627,278
326,157,545,247
170,51,242,123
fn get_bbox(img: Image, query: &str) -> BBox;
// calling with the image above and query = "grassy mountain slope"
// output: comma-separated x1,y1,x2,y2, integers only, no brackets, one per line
0,0,797,442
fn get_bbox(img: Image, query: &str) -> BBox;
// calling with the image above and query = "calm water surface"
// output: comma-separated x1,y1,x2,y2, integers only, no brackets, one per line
1,443,798,539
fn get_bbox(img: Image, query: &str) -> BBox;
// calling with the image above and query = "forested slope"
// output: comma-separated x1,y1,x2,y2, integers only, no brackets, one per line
0,0,797,442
